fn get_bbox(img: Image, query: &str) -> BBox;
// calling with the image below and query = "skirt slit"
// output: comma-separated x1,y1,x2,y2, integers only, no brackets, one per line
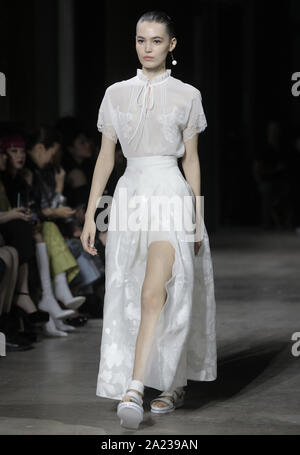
96,155,217,400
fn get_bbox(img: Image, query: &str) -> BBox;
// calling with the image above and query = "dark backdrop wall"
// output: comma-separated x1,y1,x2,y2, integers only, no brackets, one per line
1,0,300,232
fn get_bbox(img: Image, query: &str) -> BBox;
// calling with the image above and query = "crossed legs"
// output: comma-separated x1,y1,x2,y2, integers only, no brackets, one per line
122,240,175,405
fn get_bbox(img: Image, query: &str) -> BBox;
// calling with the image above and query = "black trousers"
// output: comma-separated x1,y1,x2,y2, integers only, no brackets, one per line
0,220,35,265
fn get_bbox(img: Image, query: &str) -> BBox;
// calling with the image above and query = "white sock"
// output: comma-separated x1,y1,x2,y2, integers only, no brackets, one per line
53,272,75,304
55,319,76,332
43,316,68,337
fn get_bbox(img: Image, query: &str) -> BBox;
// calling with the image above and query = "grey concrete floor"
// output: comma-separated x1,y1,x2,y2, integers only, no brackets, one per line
1,226,300,435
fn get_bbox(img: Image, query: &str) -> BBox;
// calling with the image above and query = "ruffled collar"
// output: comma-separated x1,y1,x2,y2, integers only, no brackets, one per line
136,68,171,85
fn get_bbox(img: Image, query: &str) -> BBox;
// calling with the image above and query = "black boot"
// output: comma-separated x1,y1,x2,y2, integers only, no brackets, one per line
0,312,34,351
14,292,50,325
9,305,39,343
78,293,103,319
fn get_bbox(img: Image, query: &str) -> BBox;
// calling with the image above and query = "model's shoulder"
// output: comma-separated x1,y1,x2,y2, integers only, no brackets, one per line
170,76,202,99
105,81,124,94
106,75,137,93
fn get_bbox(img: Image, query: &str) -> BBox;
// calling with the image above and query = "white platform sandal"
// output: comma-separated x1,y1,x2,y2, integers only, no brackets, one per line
150,388,186,414
117,379,144,429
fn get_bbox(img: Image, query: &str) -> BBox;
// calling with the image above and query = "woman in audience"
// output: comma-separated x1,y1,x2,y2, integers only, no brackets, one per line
55,116,95,207
24,127,104,322
0,138,50,344
0,132,87,336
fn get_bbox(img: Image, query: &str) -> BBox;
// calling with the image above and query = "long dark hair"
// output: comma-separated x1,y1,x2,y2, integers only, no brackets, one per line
25,124,62,152
25,125,61,204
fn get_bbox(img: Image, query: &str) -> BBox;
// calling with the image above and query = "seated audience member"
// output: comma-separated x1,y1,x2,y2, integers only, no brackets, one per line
1,132,88,335
55,116,96,206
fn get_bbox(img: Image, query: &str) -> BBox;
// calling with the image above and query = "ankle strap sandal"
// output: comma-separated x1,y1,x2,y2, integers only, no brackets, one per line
14,293,50,326
150,388,186,414
117,379,144,429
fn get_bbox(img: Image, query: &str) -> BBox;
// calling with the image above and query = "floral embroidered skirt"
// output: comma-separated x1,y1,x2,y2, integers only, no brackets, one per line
96,155,217,401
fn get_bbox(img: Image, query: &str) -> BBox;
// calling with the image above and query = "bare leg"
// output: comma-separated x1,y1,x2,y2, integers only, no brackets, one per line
0,248,12,315
122,240,175,402
14,262,37,313
0,247,18,314
1,247,19,313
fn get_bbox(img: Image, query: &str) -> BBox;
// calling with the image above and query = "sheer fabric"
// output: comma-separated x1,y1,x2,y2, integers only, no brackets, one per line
96,156,217,400
95,69,216,402
97,68,207,157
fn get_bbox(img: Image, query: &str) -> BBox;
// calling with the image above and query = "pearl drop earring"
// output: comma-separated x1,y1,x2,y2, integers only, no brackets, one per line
170,51,177,66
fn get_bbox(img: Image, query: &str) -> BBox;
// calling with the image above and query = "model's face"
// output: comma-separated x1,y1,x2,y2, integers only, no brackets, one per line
135,21,176,70
6,146,26,170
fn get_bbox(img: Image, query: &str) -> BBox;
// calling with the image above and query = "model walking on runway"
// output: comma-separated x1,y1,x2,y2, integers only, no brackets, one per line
81,10,217,430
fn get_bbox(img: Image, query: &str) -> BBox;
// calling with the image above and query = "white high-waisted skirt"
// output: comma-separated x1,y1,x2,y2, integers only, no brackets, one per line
96,155,217,400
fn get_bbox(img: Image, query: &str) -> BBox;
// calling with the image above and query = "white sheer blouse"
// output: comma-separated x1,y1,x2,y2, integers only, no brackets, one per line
97,68,207,158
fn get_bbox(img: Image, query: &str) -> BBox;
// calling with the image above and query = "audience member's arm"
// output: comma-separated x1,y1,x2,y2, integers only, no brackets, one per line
0,208,32,224
0,212,11,223
41,206,76,219
41,207,56,219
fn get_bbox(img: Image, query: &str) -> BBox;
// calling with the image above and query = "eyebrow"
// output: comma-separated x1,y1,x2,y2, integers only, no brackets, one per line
136,35,163,39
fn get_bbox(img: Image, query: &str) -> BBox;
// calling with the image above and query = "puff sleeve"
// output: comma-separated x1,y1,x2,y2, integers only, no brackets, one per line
182,89,207,143
97,87,118,144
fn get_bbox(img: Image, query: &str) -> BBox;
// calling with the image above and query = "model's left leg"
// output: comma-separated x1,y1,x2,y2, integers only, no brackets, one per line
122,240,175,402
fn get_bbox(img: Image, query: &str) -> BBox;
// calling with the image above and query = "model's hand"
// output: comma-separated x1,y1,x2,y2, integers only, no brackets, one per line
80,219,98,255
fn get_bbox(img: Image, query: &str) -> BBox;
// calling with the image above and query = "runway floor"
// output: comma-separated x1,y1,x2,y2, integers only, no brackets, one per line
1,226,300,435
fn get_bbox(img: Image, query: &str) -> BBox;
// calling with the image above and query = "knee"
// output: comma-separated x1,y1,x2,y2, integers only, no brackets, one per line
0,247,13,264
141,286,165,313
5,246,18,263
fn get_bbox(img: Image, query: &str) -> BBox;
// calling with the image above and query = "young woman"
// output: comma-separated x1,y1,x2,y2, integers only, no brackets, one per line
81,11,217,430
1,132,88,334
0,138,50,335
